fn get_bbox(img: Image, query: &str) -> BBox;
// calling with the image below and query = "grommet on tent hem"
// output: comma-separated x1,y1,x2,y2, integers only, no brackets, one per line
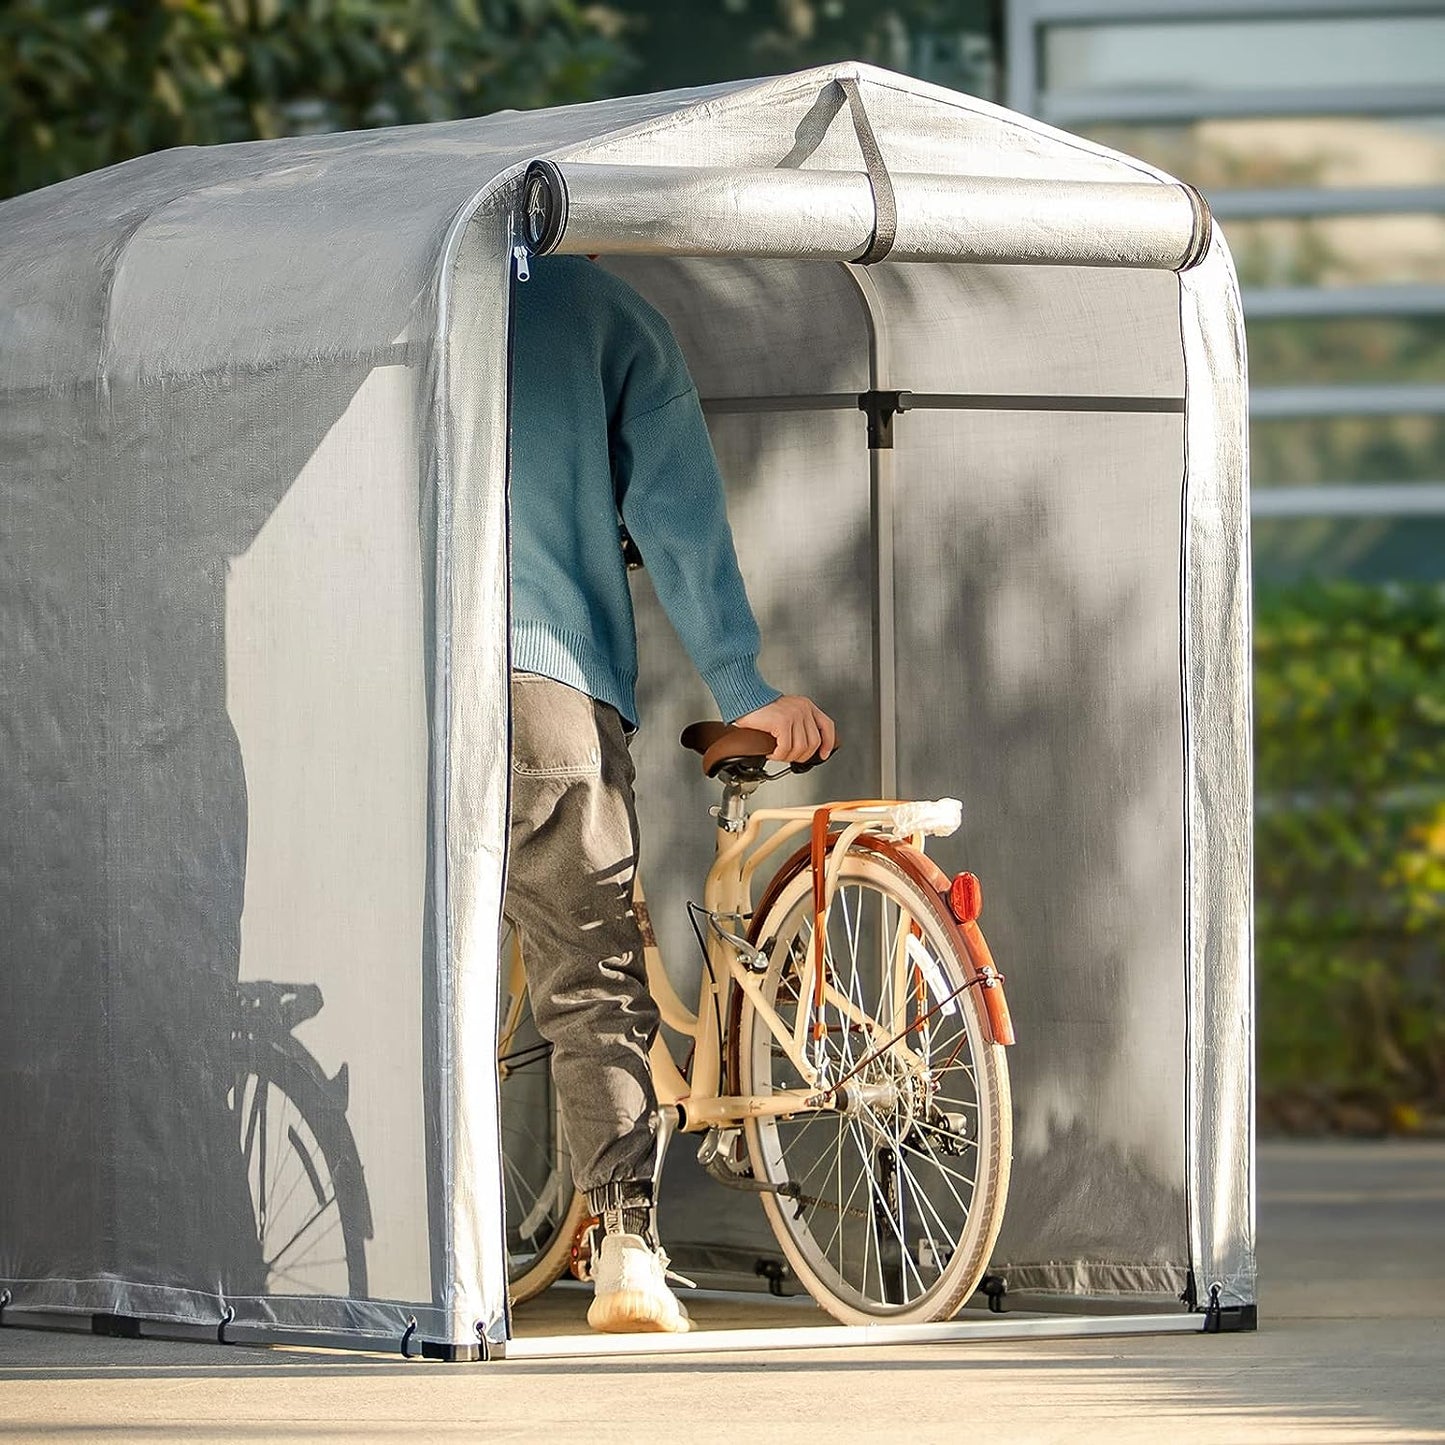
399,1316,418,1358
836,78,896,266
216,1304,234,1345
1202,1281,1224,1333
0,1288,11,1324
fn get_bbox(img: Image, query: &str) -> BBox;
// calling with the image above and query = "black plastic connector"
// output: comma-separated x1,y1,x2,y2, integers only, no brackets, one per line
857,389,912,449
1204,1303,1259,1333
421,1339,487,1362
1203,1282,1258,1333
400,1317,491,1362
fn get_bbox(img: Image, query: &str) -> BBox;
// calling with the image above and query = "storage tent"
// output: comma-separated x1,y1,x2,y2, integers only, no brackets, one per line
0,63,1253,1358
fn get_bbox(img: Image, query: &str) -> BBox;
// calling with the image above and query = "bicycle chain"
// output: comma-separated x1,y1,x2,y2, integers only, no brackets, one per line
782,1185,871,1223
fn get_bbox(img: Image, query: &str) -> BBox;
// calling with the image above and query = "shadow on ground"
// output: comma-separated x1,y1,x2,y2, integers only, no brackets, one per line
2,1141,1442,1442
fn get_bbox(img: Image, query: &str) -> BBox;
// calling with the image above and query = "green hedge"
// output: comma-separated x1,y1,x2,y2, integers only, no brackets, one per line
1255,580,1445,1133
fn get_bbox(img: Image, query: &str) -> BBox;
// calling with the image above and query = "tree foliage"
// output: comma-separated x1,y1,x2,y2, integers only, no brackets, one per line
0,0,1005,200
1255,581,1445,1132
0,0,629,199
610,0,997,95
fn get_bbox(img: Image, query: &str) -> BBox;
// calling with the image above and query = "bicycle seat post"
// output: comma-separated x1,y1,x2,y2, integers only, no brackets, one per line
714,773,762,833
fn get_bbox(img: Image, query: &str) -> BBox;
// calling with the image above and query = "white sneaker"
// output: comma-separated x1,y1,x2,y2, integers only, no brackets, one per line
586,1233,693,1334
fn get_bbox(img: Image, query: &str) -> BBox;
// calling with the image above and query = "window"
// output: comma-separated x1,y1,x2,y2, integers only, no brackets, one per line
1042,16,1445,95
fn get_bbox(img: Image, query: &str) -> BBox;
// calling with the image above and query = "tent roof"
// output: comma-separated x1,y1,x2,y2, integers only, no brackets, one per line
0,64,1186,391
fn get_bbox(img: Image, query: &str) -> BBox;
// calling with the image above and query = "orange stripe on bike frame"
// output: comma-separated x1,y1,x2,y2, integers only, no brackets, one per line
809,801,908,1043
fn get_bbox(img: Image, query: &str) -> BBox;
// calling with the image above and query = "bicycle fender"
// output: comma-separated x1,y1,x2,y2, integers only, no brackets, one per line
745,831,1015,1048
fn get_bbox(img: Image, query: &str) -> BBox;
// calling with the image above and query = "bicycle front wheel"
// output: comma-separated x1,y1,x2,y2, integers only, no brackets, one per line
738,844,1011,1325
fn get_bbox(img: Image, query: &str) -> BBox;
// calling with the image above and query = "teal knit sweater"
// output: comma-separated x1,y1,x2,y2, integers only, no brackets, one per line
508,257,780,727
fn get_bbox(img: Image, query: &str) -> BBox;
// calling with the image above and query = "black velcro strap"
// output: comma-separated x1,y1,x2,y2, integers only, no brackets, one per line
838,77,897,265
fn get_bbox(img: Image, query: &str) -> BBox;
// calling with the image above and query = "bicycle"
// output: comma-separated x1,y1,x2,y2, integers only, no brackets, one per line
500,722,1014,1326
230,981,374,1298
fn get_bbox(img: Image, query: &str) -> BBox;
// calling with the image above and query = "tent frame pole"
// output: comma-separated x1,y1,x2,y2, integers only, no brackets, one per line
839,263,897,798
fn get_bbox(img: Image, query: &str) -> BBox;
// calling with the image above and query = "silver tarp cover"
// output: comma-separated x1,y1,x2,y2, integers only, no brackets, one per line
0,63,1252,1349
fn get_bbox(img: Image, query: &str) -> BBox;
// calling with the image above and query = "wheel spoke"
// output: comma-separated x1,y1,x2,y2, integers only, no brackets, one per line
849,1115,926,1301
897,1133,979,1194
885,1126,958,1265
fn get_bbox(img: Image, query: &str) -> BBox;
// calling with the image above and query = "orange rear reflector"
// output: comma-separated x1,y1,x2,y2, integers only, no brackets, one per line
948,871,982,923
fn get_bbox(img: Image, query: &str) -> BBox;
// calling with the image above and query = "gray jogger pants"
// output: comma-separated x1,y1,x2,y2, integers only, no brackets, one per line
504,673,659,1200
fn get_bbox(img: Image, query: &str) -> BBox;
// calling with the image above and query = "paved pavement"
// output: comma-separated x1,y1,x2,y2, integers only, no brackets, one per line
2,1140,1442,1443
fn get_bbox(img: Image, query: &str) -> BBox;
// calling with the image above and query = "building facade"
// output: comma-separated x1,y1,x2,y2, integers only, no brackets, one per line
1007,0,1445,582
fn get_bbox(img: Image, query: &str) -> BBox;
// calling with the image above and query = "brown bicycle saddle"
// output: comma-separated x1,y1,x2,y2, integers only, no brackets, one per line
680,721,775,778
680,721,835,778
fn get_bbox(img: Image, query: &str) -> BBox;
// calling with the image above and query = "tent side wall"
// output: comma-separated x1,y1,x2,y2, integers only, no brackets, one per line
434,181,522,1348
0,133,528,1348
1180,236,1256,1309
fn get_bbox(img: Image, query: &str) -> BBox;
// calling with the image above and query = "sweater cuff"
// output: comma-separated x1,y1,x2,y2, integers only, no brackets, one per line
703,658,782,724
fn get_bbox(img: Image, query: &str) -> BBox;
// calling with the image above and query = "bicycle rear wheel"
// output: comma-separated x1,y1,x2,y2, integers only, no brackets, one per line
498,929,587,1303
738,844,1011,1325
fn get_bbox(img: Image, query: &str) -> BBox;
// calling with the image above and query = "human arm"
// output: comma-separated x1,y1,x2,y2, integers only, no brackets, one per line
732,694,838,764
605,279,833,743
614,384,783,722
617,404,835,757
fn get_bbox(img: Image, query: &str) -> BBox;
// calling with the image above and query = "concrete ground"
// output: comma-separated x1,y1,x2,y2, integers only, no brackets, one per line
2,1140,1441,1443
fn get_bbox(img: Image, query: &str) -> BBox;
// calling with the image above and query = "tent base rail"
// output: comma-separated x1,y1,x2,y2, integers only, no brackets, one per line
0,1302,467,1356
496,1309,1221,1361
0,1302,1254,1357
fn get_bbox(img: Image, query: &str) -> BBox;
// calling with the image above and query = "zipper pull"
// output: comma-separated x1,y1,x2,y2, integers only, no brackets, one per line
512,243,531,282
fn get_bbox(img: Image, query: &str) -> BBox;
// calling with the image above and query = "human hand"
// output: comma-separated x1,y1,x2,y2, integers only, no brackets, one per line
731,695,837,764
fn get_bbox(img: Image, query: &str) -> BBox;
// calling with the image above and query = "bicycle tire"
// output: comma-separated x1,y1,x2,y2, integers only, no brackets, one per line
231,1036,372,1299
498,930,588,1304
737,843,1011,1325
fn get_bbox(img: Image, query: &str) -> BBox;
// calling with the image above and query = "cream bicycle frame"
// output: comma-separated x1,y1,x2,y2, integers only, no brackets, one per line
636,795,939,1132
